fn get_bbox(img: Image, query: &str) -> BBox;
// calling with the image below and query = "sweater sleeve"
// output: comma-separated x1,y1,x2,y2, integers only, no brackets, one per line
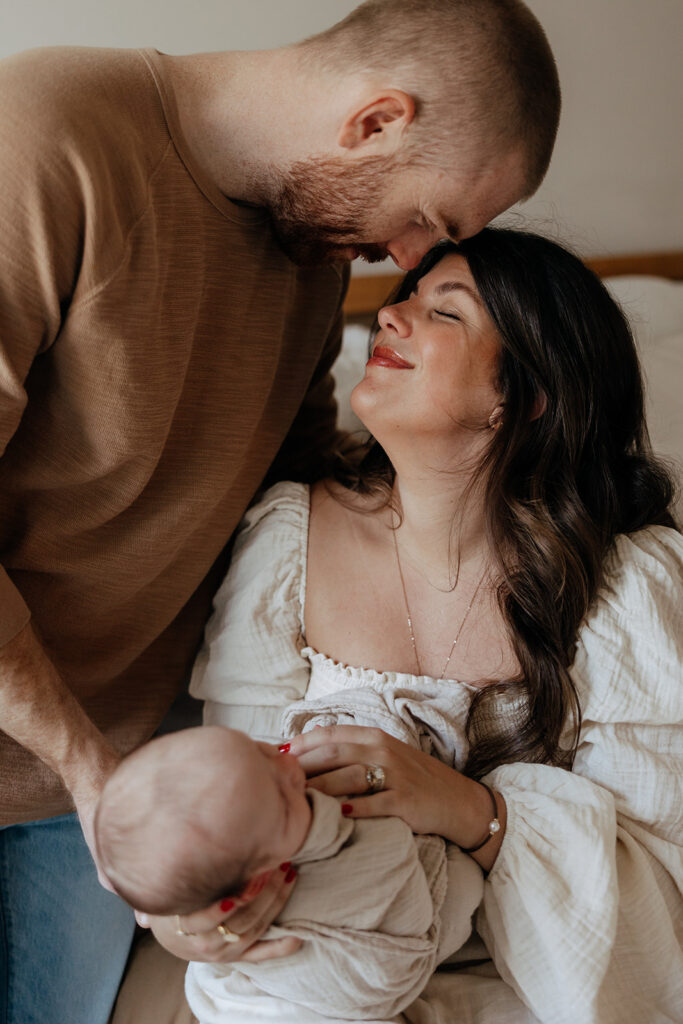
476,527,683,1024
0,50,87,646
190,481,312,742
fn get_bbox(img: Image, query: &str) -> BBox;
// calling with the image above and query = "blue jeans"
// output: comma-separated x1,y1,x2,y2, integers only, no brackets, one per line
0,812,136,1024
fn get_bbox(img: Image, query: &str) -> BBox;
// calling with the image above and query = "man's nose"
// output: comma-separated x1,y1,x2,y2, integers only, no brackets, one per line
386,245,421,271
385,226,437,271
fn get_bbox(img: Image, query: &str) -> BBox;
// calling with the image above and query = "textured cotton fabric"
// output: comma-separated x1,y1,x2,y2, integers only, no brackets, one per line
193,481,683,1024
186,788,483,1024
0,48,347,824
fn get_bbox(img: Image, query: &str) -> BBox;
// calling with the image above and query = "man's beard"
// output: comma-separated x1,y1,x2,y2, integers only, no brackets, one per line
265,152,402,266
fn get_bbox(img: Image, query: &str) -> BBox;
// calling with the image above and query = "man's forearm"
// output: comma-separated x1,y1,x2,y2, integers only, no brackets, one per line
0,621,119,801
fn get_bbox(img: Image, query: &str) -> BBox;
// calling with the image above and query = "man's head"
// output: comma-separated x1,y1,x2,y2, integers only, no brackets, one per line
95,727,311,916
267,0,560,269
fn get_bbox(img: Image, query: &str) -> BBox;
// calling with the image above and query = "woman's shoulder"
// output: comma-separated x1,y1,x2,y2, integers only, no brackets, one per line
605,524,683,594
573,525,683,721
237,479,382,561
233,480,310,557
215,481,311,622
586,525,683,636
239,479,310,530
191,480,313,709
309,478,390,538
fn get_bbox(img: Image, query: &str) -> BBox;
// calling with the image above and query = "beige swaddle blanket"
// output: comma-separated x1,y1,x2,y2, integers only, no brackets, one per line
185,685,484,1024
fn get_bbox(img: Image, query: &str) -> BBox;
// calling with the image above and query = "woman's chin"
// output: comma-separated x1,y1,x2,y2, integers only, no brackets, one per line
349,384,372,431
350,385,376,432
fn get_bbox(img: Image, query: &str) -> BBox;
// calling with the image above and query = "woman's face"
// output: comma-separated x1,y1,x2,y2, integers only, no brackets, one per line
351,254,503,454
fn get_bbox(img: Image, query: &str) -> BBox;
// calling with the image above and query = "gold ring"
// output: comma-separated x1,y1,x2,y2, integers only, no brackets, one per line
174,915,196,937
217,922,241,944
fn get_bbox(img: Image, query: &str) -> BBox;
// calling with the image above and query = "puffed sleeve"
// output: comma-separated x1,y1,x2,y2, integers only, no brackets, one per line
190,481,311,742
477,526,683,1024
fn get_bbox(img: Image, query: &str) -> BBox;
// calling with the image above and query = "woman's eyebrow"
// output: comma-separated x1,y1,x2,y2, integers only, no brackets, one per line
433,280,483,306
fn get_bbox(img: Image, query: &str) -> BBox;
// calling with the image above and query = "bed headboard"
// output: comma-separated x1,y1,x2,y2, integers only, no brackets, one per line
343,249,683,319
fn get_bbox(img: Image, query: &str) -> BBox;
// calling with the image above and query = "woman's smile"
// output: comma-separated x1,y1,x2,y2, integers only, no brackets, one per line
367,344,414,369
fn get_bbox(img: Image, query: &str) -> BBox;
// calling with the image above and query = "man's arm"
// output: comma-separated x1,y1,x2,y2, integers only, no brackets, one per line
0,52,122,875
0,622,121,879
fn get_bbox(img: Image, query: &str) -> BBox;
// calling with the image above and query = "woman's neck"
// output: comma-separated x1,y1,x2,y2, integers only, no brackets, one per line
390,471,490,590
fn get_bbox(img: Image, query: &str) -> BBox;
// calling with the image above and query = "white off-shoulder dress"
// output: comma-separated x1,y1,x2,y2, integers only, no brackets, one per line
191,481,683,1024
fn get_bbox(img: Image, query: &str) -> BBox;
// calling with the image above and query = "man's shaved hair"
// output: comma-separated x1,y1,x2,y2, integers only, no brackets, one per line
299,0,560,196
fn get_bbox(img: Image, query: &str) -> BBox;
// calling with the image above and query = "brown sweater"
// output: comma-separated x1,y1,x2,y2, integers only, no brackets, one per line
0,47,348,824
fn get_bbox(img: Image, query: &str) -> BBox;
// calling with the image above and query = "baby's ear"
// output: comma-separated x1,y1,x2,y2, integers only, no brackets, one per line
237,871,272,903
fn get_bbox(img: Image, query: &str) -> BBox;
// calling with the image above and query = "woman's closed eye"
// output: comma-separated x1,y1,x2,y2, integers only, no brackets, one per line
435,309,463,322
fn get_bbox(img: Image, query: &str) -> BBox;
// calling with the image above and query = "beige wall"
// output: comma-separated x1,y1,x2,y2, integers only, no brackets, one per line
519,0,682,257
2,0,681,264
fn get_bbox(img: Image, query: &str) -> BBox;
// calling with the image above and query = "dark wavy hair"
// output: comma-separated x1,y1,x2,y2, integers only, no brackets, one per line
334,229,678,778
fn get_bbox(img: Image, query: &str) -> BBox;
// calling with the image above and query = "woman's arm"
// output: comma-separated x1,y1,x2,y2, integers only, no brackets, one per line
138,868,302,965
189,481,312,740
290,527,683,1023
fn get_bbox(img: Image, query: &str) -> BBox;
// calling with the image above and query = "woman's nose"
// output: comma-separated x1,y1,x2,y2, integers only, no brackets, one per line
377,302,410,336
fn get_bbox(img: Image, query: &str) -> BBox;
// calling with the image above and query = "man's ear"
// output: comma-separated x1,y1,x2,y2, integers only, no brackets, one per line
337,90,416,152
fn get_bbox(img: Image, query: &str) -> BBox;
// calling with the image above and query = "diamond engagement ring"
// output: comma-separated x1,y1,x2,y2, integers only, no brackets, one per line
365,764,386,793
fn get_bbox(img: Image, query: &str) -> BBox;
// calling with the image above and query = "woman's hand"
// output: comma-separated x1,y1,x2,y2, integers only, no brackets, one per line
287,725,506,871
136,865,301,964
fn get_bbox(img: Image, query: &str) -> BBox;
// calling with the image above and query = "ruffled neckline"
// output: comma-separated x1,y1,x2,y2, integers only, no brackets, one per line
301,645,481,693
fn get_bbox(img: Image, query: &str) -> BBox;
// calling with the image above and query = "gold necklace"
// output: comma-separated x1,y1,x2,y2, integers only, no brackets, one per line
392,529,486,680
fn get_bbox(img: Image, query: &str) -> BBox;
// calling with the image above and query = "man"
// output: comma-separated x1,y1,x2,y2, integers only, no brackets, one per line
0,1,559,1021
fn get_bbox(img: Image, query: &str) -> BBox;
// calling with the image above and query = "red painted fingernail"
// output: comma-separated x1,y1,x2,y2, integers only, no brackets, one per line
279,861,291,872
278,743,291,753
341,803,353,816
285,867,297,883
220,898,235,913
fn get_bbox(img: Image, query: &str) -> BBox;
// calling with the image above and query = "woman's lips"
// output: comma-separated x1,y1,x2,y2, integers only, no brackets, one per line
367,345,414,369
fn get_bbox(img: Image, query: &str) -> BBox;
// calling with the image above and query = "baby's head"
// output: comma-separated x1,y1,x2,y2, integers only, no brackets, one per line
95,726,311,915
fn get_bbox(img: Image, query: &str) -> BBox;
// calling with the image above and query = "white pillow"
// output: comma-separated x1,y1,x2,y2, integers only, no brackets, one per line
605,276,683,515
604,275,683,348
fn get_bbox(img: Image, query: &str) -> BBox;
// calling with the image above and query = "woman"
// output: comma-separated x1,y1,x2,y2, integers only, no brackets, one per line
132,229,682,1024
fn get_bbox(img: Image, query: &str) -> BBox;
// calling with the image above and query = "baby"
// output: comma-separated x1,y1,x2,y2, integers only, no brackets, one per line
96,723,483,1024
95,725,311,916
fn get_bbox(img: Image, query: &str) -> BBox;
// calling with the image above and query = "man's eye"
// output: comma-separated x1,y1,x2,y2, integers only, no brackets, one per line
435,309,461,321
